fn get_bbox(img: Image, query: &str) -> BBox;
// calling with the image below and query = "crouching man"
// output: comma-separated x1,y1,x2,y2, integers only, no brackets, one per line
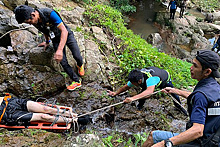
142,50,220,147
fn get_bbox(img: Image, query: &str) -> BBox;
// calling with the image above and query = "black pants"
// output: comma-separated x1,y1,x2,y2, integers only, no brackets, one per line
180,7,186,18
138,80,181,108
170,9,176,19
53,32,83,82
3,98,33,125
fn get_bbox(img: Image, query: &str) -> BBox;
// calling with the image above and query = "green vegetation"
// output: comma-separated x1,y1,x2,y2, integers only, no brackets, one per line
84,4,196,88
102,131,148,147
109,0,136,13
191,0,220,12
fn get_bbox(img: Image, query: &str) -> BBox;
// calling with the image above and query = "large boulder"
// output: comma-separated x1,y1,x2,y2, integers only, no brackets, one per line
0,3,111,97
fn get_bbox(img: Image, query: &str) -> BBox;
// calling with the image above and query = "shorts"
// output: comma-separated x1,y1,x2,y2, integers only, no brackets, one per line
152,130,179,143
152,130,201,146
1,98,33,125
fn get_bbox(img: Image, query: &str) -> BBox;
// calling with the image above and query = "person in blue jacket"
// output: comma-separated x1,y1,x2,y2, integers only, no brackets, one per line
143,50,220,147
14,5,84,91
168,0,177,19
212,31,220,55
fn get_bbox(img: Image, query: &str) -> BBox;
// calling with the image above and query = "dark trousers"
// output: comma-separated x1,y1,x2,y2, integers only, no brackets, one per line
180,7,186,18
170,9,176,19
138,80,181,108
165,80,182,107
53,32,83,82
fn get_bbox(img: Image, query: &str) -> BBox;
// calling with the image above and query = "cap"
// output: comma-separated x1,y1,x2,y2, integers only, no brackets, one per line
196,50,220,78
14,5,34,24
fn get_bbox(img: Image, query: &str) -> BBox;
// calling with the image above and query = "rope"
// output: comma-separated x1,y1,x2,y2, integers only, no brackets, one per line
166,93,188,115
77,89,163,118
0,26,34,40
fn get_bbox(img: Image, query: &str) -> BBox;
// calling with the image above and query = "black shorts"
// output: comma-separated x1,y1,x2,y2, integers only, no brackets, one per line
1,98,33,125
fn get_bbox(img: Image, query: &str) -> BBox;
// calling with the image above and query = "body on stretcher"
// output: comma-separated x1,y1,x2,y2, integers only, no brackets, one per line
0,102,73,130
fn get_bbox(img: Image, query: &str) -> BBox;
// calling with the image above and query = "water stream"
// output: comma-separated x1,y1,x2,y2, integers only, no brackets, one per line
127,0,161,40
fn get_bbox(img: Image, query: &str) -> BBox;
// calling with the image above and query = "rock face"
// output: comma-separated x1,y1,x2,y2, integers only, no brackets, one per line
151,10,219,60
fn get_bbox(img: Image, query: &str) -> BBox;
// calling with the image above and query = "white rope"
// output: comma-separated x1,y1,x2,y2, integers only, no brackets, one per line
166,93,188,115
0,26,34,40
77,89,163,118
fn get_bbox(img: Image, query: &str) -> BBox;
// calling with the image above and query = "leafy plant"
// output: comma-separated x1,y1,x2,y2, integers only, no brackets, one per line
84,4,196,88
191,0,220,12
109,0,136,13
102,135,114,147
133,132,148,146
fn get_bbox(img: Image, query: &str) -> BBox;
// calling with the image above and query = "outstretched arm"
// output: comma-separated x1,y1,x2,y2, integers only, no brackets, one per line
54,23,68,62
107,84,131,97
124,85,155,103
162,87,191,98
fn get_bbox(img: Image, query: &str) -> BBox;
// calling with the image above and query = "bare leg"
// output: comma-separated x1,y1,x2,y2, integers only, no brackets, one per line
142,131,154,147
27,101,77,117
30,113,76,123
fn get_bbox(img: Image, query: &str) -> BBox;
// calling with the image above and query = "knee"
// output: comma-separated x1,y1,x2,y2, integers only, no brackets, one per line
40,114,52,121
43,106,48,111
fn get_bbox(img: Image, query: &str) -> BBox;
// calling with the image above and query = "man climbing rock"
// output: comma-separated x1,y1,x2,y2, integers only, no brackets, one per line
143,50,220,147
107,66,188,116
14,5,85,91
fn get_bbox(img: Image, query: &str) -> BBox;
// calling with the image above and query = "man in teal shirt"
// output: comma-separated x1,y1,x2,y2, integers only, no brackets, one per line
108,67,187,116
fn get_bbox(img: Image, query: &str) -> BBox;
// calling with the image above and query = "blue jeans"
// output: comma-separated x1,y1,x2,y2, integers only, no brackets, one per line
152,130,201,146
153,130,179,143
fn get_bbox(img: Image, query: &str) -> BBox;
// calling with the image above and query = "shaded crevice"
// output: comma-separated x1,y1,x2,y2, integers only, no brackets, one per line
0,34,12,48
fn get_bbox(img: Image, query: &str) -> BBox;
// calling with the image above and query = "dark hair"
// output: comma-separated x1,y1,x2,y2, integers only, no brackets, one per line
128,69,143,83
14,5,34,24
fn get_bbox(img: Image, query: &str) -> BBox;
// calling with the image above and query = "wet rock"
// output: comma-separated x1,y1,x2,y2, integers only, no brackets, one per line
66,134,105,147
2,0,26,10
147,33,162,46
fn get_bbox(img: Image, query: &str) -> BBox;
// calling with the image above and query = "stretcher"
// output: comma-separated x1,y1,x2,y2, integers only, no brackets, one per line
0,102,73,130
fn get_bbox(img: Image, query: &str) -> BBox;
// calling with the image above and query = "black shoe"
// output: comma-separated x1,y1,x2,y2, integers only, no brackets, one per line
78,115,92,125
137,103,144,110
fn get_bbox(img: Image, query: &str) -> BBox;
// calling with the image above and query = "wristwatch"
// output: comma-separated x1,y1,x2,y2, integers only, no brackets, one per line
164,139,173,147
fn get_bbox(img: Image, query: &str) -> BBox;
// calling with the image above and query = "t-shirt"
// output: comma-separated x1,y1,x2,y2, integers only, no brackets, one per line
190,92,208,125
169,1,177,9
127,76,160,88
50,11,63,27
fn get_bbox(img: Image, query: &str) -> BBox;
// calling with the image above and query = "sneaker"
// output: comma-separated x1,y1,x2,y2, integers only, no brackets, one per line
67,81,81,91
78,115,92,125
77,65,85,76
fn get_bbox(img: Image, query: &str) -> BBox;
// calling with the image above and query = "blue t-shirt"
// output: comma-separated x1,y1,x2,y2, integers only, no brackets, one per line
190,92,208,125
50,11,63,27
127,76,160,88
169,1,177,9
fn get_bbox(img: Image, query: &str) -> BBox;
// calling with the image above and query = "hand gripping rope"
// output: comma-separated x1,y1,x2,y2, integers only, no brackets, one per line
78,89,187,118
